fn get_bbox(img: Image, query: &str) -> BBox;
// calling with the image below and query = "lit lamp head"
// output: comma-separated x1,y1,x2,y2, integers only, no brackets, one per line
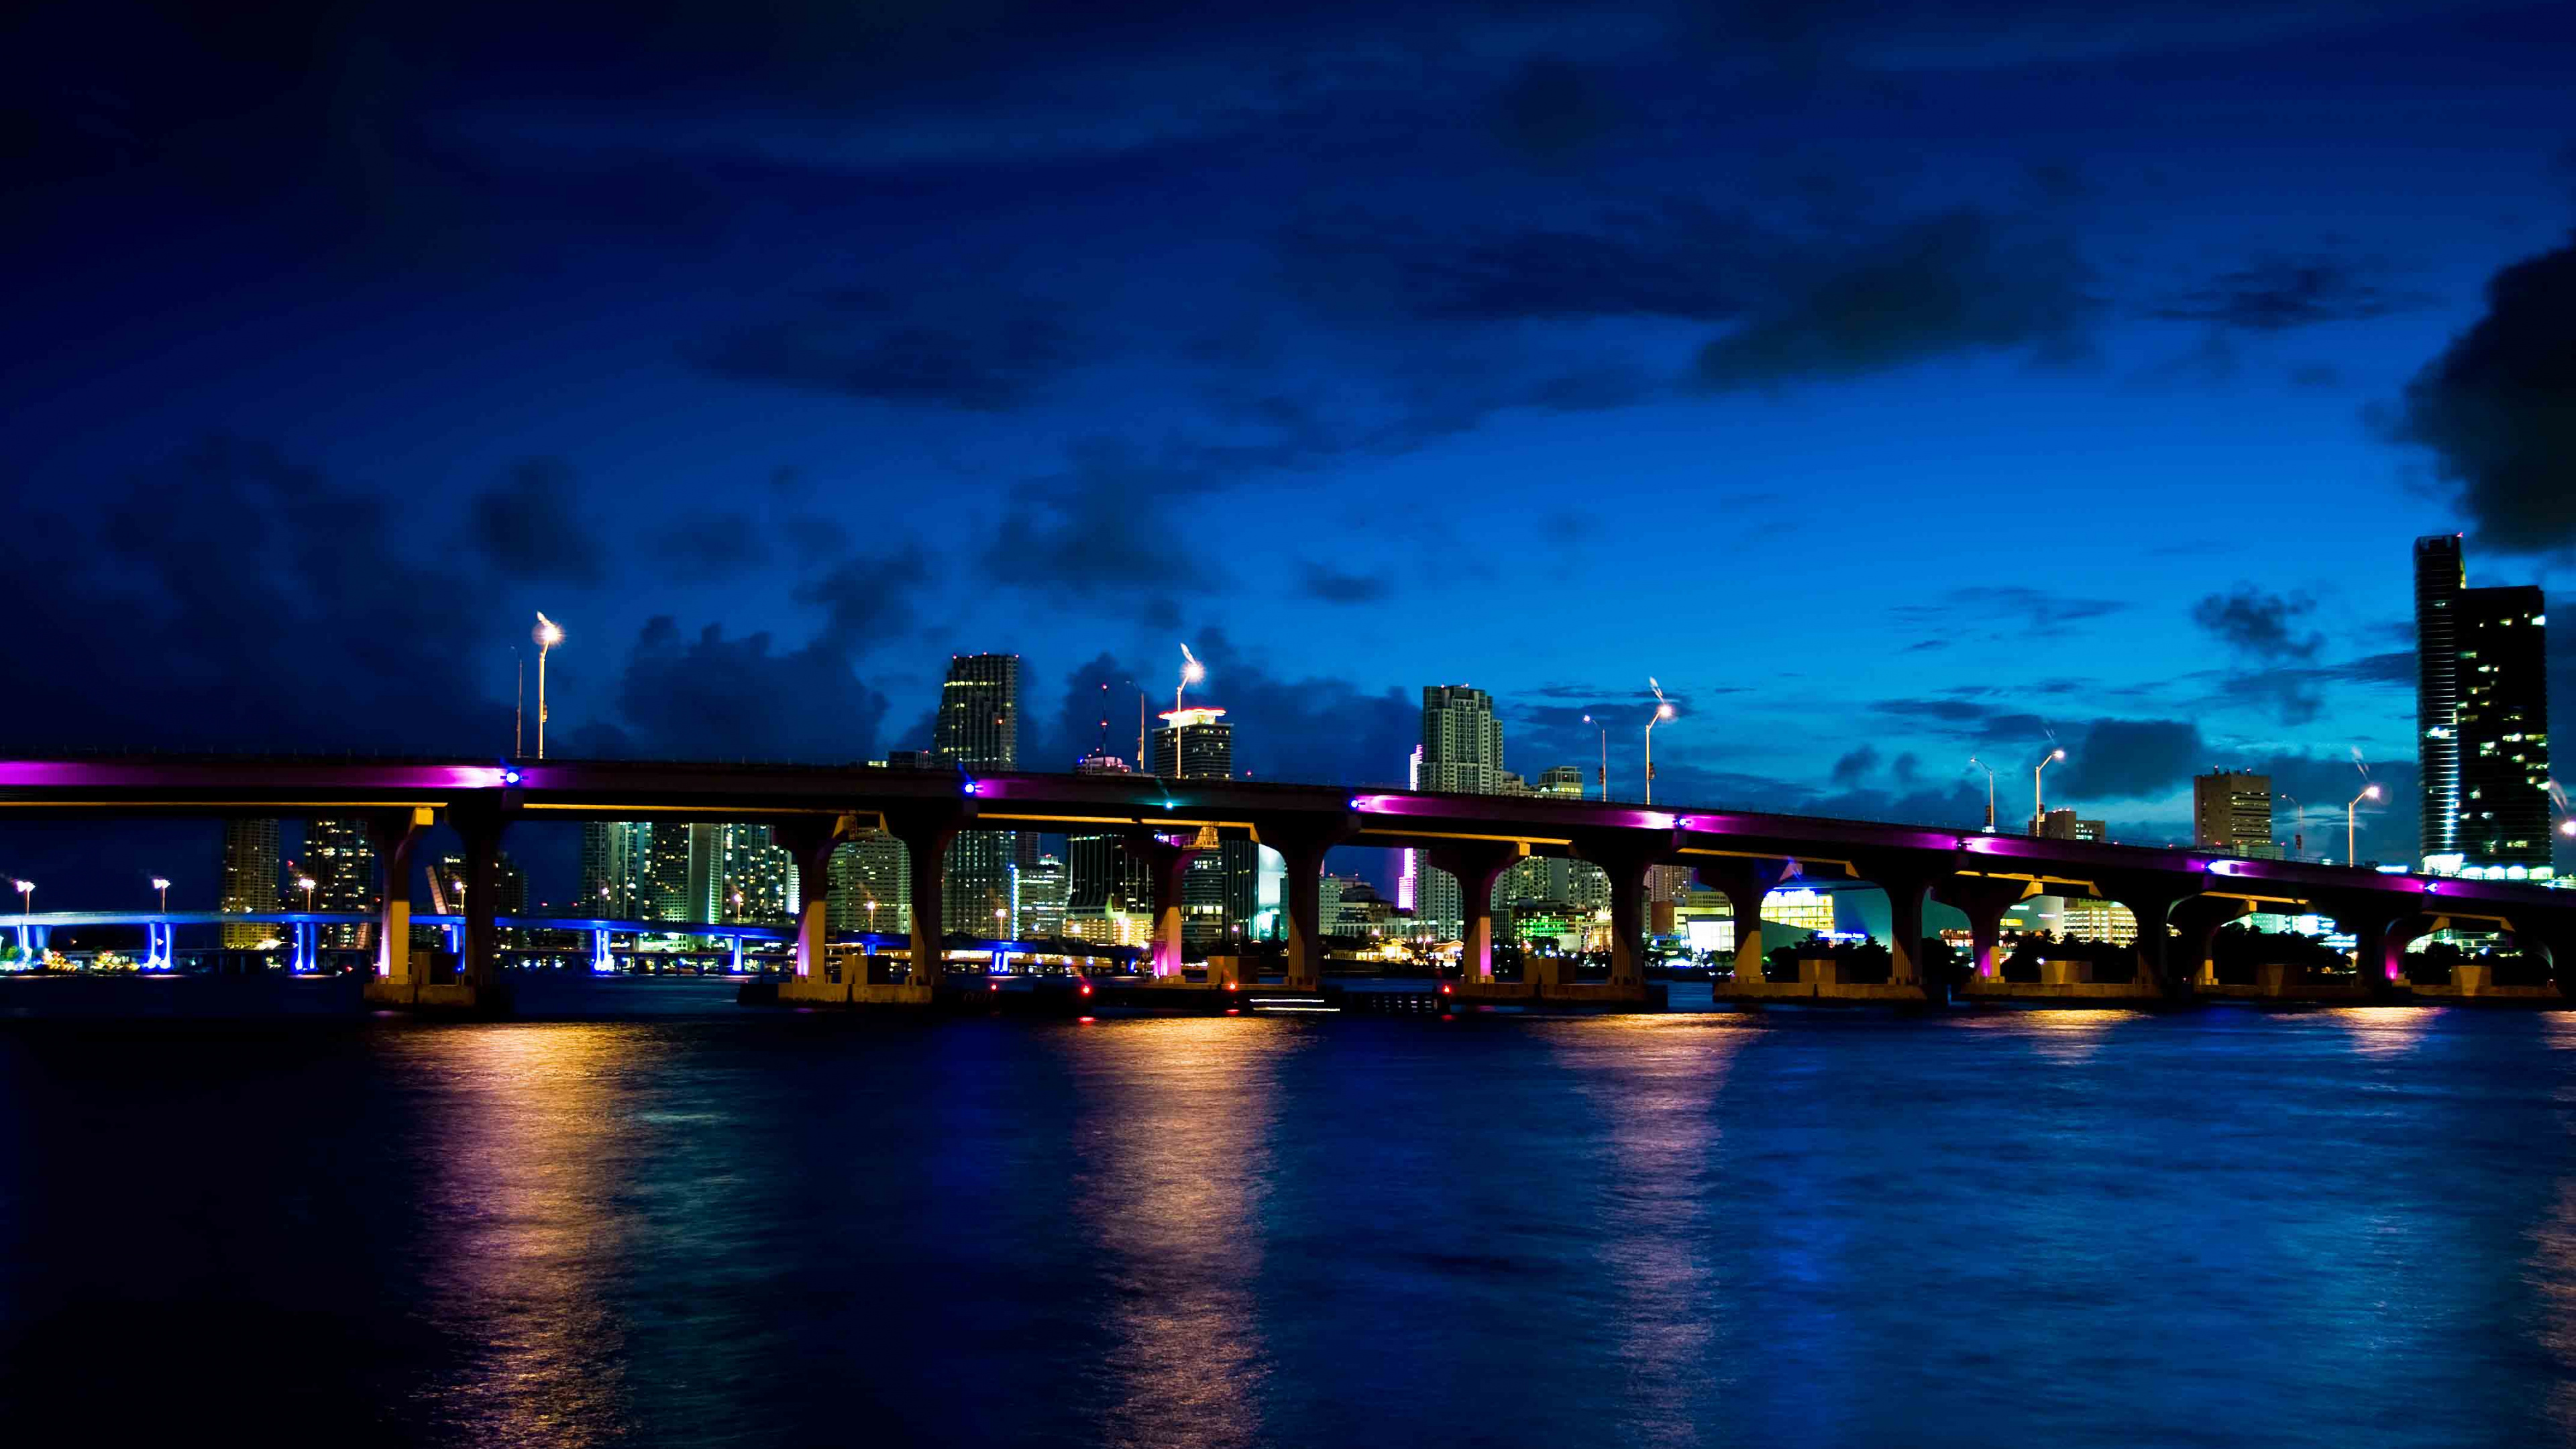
2561,820,2576,838
150,877,170,891
2364,785,2382,801
297,876,316,892
534,613,564,648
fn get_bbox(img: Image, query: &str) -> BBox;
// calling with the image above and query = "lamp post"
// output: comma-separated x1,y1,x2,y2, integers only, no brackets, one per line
152,877,170,914
2032,748,2065,836
297,875,317,912
2347,784,2381,865
1967,757,1998,831
1582,714,1608,799
1644,678,1675,806
11,879,28,960
533,614,564,759
865,900,877,936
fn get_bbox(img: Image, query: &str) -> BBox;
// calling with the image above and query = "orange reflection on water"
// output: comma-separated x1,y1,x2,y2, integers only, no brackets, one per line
1551,1018,1749,1444
1073,1018,1294,1449
2016,1008,2126,1063
2320,1005,2439,1059
406,1024,645,1448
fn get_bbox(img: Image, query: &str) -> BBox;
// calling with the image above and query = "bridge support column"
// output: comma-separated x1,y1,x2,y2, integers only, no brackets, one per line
775,815,859,983
2170,894,2253,994
1855,855,1947,1004
1263,814,1358,992
1696,856,1798,985
1935,875,2031,982
1428,842,1526,985
885,806,968,991
1575,829,1678,996
1123,832,1199,979
364,808,433,1002
2101,882,2190,996
2326,903,2428,992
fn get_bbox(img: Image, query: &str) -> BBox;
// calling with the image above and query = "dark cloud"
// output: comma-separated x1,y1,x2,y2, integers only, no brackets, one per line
1181,629,1417,786
2191,586,2321,660
795,547,930,657
686,290,1076,412
1296,561,1393,604
1830,745,1881,785
1295,198,1758,324
1891,751,1921,786
1493,57,1609,162
1695,210,2096,389
986,438,1230,601
2151,256,2428,331
2328,651,2417,685
579,617,888,763
2394,237,2576,555
2288,361,2344,389
652,511,775,568
3,436,498,753
2053,718,2205,800
466,458,607,585
1891,586,2130,640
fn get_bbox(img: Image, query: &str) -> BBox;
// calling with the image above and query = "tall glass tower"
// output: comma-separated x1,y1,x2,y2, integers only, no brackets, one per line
936,653,1020,933
1413,685,1507,938
2416,534,2552,877
2416,535,2465,866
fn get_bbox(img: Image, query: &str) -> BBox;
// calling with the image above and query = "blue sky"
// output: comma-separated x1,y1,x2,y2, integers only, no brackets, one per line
5,0,2575,900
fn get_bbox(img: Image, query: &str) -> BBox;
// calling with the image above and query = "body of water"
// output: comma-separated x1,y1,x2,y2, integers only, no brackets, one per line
4,985,2573,1446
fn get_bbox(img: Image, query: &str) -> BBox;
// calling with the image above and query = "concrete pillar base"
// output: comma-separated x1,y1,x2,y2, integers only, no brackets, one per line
363,976,513,1016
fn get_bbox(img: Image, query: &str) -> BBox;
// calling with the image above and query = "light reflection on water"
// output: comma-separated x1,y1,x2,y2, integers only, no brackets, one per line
7,1001,2576,1447
1073,1018,1291,1449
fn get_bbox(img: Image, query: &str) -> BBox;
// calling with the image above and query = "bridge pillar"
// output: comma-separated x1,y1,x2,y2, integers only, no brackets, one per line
2099,881,2192,995
2325,901,2428,991
1934,875,2031,981
775,815,860,981
449,799,510,992
1575,830,1678,993
364,808,433,994
1855,855,1947,1003
1427,841,1527,985
1260,814,1358,992
2169,894,2254,992
884,805,969,989
1696,856,1799,985
1122,832,1199,978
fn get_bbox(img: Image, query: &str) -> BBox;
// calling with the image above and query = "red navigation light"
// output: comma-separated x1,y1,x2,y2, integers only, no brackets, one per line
1079,982,1093,996
1077,1015,1096,1024
988,981,999,992
1224,1008,1240,1016
1440,983,1453,995
1224,980,1238,991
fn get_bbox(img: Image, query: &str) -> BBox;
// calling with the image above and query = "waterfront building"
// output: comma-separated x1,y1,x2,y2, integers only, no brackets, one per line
2192,772,2275,857
1413,686,1505,938
306,816,377,947
218,818,280,948
827,833,910,935
2418,535,2554,877
936,653,1020,933
435,852,528,915
1016,854,1069,939
724,823,795,924
580,821,654,918
1155,706,1256,947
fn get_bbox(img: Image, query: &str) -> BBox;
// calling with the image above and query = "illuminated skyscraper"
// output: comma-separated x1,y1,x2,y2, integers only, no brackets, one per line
2416,535,2552,876
218,818,280,948
1067,751,1149,922
828,833,910,934
2192,772,2275,857
306,816,377,947
724,823,796,923
1413,685,1505,938
936,653,1020,933
1155,706,1256,947
581,820,653,918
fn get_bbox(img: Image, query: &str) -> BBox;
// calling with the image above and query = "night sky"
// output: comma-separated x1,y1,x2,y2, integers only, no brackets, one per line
7,1,2576,904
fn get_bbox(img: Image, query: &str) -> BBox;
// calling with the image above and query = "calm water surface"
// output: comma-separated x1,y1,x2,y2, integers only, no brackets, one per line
5,983,2575,1446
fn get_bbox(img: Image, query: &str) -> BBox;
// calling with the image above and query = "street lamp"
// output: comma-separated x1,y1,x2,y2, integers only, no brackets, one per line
865,900,877,935
1966,757,1998,832
1176,643,1204,718
297,875,317,912
2032,748,2065,836
2347,784,2381,865
1644,678,1676,806
533,612,564,759
1582,714,1609,799
151,877,170,914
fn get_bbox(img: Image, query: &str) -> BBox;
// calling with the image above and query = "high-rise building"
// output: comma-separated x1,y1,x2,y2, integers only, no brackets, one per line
2033,809,2106,842
1016,854,1069,939
305,817,378,947
1066,750,1152,926
435,852,528,914
2459,584,2551,874
2192,771,2275,857
581,821,654,918
2417,535,2553,877
828,833,910,935
936,653,1020,934
724,823,796,923
1413,686,1506,938
1155,706,1256,947
218,818,280,948
646,822,694,921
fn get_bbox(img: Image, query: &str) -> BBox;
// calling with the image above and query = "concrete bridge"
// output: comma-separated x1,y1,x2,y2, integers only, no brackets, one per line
2,756,2569,1012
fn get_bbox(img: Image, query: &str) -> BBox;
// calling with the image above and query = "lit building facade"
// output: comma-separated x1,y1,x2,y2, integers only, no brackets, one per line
724,823,796,924
218,818,280,948
936,653,1020,933
1155,706,1256,948
1016,854,1069,939
2418,535,2554,877
306,816,377,947
581,821,655,918
2192,772,2275,857
1413,686,1506,938
828,833,910,935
